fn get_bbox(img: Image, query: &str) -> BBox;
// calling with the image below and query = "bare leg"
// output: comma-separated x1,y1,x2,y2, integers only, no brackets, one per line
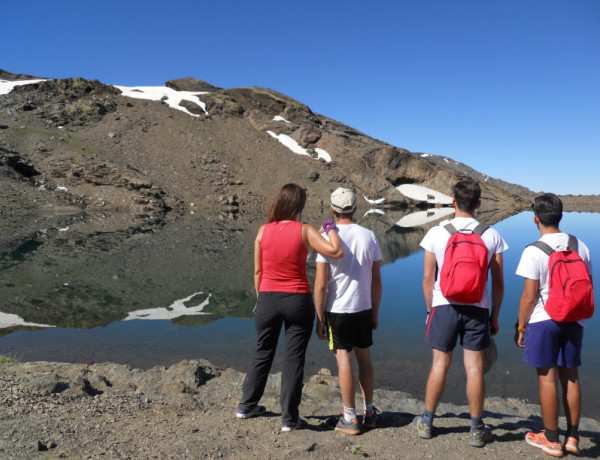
558,366,580,427
425,349,453,413
334,349,356,410
537,367,559,431
354,347,374,406
463,349,485,419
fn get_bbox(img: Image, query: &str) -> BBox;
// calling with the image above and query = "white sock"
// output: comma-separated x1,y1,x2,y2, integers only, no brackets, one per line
364,401,374,413
343,406,356,422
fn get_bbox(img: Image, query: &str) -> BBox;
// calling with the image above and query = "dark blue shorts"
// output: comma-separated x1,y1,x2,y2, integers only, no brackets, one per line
425,304,490,352
524,320,583,368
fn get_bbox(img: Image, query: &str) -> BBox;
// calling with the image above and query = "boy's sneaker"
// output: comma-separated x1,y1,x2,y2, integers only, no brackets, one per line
564,436,579,455
413,415,432,439
469,424,493,447
362,408,379,429
281,418,306,432
235,405,266,419
525,430,564,457
325,414,361,435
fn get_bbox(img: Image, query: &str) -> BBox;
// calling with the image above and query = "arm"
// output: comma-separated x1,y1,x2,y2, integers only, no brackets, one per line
514,278,538,348
303,224,343,259
422,250,436,313
314,262,329,340
371,260,382,330
489,252,504,336
253,225,265,297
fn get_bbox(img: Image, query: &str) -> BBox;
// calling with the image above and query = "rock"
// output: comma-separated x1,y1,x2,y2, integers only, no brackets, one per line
165,78,222,92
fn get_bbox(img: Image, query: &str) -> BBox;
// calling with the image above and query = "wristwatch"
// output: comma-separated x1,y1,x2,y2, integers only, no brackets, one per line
514,322,526,333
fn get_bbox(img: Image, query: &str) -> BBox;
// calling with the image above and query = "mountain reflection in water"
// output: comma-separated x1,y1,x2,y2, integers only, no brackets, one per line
1,209,599,419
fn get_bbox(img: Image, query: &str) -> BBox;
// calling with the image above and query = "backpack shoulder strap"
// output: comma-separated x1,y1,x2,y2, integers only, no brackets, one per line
473,223,489,236
528,240,554,256
443,223,457,235
567,234,579,252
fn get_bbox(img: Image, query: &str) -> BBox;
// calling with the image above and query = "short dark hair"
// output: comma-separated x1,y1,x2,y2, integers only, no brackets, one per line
532,193,563,227
332,208,355,219
267,183,307,223
452,179,481,213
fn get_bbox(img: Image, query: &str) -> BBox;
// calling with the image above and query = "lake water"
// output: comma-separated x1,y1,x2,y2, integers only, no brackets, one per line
1,210,599,419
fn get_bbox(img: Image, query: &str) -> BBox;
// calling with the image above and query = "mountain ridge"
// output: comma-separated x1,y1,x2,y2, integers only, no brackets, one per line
0,69,597,330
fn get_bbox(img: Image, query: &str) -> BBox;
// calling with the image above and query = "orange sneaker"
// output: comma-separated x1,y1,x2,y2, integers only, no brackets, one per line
564,436,579,455
525,430,563,457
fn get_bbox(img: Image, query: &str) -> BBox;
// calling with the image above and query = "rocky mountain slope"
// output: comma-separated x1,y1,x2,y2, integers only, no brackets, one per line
0,69,595,330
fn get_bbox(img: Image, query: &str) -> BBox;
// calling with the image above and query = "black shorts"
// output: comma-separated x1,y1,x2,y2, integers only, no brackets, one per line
325,309,373,351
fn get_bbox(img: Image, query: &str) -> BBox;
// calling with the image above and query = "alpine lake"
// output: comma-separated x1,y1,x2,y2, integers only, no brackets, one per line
1,209,599,420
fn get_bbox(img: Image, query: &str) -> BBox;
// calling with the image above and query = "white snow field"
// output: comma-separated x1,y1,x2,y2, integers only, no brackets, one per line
396,184,453,205
124,292,210,321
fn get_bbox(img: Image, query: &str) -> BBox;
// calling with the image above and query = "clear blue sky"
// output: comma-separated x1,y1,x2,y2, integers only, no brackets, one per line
3,0,599,195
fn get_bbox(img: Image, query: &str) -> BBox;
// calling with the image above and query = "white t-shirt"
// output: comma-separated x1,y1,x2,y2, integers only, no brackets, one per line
515,232,592,325
315,223,383,313
419,217,509,309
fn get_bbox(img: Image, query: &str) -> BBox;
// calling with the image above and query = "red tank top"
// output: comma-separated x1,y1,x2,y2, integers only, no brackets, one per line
259,221,311,293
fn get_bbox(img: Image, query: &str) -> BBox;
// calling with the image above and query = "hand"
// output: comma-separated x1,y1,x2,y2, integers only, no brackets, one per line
316,319,327,340
514,330,525,348
321,220,336,234
489,318,499,336
371,313,379,331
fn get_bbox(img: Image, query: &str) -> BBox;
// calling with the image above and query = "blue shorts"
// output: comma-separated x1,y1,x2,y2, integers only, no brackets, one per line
425,304,490,352
524,320,583,368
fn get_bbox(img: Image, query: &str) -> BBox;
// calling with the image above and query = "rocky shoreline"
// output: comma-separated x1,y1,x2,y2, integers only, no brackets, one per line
1,360,599,459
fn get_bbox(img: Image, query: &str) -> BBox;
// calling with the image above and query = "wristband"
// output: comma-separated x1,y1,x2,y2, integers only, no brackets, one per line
322,220,337,234
514,322,526,333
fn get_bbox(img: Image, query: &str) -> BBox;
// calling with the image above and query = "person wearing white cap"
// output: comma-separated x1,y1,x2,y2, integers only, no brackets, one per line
314,187,383,435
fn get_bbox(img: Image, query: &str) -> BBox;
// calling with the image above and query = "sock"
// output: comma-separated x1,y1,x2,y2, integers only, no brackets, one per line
566,423,579,439
471,417,484,428
544,428,559,443
364,401,374,414
343,406,356,422
422,409,434,424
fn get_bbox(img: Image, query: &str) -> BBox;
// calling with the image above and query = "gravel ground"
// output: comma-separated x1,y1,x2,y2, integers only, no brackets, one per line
1,360,599,459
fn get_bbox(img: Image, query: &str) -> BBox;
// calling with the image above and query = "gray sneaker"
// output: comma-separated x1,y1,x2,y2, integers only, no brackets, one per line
469,424,492,447
413,415,432,439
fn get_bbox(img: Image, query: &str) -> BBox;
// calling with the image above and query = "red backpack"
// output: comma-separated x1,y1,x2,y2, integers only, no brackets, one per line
439,223,489,304
529,235,595,322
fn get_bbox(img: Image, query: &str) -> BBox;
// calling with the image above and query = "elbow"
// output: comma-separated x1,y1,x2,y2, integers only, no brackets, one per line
331,247,344,259
314,284,328,300
323,248,343,259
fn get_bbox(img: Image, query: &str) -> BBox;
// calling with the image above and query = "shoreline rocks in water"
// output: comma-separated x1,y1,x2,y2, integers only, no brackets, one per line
1,360,599,459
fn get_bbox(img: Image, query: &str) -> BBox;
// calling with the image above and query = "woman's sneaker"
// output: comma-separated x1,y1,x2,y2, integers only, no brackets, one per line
469,424,492,447
362,408,379,429
564,436,579,455
281,418,306,432
236,405,266,419
525,430,564,457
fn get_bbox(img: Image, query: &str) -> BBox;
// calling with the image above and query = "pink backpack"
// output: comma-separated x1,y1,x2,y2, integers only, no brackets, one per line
529,235,595,322
440,223,489,304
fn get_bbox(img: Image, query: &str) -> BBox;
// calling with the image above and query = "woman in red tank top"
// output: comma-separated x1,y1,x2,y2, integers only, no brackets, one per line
237,183,343,431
